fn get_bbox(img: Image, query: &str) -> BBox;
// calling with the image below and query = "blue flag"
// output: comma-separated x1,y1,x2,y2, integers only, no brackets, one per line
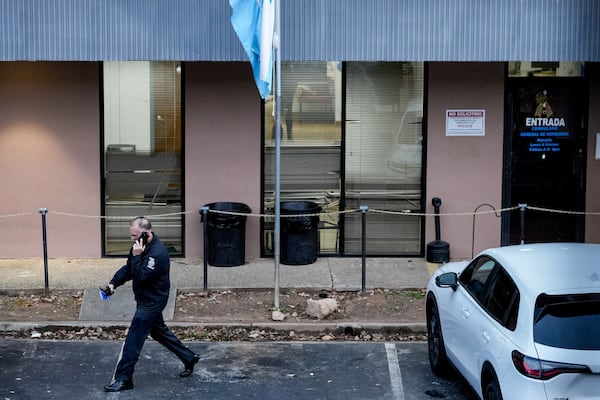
230,0,275,99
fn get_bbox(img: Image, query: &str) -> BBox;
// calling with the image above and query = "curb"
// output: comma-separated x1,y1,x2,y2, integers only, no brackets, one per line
0,320,427,335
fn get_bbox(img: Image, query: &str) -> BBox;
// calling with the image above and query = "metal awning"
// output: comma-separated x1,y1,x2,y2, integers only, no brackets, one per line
0,0,598,62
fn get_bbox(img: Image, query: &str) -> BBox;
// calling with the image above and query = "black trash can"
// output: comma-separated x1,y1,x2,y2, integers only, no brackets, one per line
280,201,321,265
203,202,251,267
426,240,450,263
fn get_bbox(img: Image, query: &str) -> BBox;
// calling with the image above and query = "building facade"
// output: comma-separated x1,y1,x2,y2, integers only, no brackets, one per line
0,0,599,260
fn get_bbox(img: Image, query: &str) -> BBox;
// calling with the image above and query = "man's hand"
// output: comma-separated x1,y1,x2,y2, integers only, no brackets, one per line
132,239,145,256
100,284,115,298
100,284,114,296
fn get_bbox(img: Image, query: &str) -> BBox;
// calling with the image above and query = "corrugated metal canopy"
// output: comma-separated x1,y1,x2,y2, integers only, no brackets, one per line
0,0,598,61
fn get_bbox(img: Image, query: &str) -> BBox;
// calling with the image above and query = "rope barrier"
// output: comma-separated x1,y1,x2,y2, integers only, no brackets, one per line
209,208,360,219
48,210,198,219
1,204,600,220
5,203,599,295
0,211,36,218
527,206,600,216
369,206,520,217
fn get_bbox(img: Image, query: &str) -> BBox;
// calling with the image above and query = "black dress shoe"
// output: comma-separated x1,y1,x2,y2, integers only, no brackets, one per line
103,380,133,392
179,354,200,377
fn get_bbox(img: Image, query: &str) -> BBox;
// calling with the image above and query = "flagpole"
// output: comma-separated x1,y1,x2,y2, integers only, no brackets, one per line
273,0,281,311
228,0,279,308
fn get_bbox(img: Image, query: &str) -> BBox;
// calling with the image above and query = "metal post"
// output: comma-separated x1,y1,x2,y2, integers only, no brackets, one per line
273,0,282,311
360,205,368,294
39,208,49,295
200,207,210,296
518,203,527,245
432,197,442,241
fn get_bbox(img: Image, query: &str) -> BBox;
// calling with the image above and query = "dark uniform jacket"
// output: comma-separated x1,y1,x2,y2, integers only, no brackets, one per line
110,233,170,305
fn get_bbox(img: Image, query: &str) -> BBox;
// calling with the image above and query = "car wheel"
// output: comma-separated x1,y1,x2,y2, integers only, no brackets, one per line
427,300,450,375
483,377,503,400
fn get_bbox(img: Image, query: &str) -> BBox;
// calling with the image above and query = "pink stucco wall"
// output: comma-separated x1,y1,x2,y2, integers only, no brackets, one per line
0,62,101,258
586,64,600,244
184,62,262,259
0,61,262,260
426,63,505,260
0,61,597,259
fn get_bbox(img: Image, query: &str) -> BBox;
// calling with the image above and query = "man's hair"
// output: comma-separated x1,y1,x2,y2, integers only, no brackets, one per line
131,216,152,230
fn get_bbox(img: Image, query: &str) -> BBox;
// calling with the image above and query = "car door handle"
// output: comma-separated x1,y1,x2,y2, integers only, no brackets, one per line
462,308,470,318
482,331,491,343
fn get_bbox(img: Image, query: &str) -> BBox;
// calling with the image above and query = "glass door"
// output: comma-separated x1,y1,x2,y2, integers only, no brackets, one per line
503,77,587,244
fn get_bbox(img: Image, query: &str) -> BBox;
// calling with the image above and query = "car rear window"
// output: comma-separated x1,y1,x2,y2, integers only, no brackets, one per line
534,293,600,350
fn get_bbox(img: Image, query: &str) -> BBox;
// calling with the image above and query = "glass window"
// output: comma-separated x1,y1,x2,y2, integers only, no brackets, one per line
486,269,519,330
459,256,496,304
508,62,584,77
344,62,424,255
103,61,182,255
263,62,342,254
263,62,424,256
534,293,600,350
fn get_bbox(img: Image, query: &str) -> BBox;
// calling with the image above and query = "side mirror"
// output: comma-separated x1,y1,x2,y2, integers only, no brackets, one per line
436,272,458,291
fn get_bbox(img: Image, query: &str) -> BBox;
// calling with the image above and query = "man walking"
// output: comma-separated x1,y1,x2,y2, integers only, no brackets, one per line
102,216,199,392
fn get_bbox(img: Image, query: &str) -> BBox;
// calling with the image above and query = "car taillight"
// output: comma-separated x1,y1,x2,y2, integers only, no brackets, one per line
512,350,591,380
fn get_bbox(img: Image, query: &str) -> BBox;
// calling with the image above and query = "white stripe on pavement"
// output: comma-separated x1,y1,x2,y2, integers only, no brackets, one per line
385,342,405,400
111,341,126,383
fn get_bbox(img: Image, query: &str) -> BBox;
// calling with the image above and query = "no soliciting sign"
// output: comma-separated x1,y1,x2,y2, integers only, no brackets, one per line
446,110,485,136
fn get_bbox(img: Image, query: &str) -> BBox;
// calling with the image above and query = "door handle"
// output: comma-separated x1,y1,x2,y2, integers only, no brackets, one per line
462,308,470,318
482,331,491,343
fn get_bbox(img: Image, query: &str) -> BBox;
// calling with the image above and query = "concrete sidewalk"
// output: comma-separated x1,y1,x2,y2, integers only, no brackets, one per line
0,256,431,292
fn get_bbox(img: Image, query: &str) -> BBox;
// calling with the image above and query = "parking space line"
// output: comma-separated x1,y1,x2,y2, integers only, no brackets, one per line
385,343,405,400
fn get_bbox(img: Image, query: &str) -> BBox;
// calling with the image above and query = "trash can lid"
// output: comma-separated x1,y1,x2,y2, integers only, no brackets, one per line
281,201,321,213
205,202,251,213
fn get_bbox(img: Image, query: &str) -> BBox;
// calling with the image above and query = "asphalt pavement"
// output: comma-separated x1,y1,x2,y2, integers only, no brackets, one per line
0,339,477,400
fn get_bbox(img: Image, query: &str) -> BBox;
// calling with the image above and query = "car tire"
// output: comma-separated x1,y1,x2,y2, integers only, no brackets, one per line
427,300,450,375
483,376,503,400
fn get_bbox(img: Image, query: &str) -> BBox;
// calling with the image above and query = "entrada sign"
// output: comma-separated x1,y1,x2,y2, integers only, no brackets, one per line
519,90,570,155
525,117,566,127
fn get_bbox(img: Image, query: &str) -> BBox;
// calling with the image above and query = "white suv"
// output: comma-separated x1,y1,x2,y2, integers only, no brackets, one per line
426,243,600,399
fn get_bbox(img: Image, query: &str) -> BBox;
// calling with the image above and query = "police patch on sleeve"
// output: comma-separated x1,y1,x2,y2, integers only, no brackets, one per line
146,257,156,270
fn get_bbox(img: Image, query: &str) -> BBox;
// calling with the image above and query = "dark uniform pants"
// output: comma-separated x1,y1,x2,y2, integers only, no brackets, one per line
114,300,195,383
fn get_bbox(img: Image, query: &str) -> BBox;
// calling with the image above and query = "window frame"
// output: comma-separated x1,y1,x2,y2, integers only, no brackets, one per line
261,61,426,257
101,61,184,257
485,268,520,331
459,255,520,331
459,255,497,304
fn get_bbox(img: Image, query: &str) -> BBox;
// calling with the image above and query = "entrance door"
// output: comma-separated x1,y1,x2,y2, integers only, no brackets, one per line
503,78,587,245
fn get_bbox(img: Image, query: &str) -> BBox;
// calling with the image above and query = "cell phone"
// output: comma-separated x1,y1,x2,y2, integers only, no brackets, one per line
140,231,149,246
99,290,110,301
